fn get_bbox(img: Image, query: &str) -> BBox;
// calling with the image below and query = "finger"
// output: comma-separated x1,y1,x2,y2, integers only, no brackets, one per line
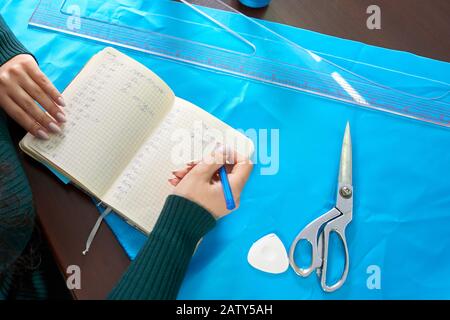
0,95,49,139
190,147,227,180
229,155,253,192
24,62,65,107
168,177,180,187
19,72,66,123
186,160,200,167
172,166,193,179
9,86,62,134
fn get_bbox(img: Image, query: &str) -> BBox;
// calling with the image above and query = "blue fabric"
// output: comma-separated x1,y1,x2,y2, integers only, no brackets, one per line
94,202,147,260
3,0,450,299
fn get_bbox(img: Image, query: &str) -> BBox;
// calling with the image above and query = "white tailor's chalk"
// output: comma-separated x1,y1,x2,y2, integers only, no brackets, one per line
247,233,289,274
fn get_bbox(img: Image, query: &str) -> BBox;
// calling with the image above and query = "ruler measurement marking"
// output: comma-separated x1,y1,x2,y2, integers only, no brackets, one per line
30,1,450,127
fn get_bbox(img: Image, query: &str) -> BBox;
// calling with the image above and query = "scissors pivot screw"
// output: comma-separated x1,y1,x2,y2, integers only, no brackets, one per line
339,186,352,199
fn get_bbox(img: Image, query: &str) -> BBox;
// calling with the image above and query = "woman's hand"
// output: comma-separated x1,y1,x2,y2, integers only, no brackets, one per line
169,147,253,219
0,54,66,139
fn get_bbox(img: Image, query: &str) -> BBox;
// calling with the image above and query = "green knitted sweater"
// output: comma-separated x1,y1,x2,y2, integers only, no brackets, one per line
0,15,216,300
109,195,216,300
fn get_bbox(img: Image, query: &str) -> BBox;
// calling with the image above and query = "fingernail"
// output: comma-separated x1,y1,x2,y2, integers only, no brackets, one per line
214,144,231,164
57,96,66,107
48,122,62,134
36,130,49,140
172,167,186,174
56,112,66,123
173,172,185,180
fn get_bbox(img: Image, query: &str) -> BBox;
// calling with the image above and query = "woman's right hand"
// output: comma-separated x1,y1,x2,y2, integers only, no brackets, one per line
0,54,66,139
169,147,253,219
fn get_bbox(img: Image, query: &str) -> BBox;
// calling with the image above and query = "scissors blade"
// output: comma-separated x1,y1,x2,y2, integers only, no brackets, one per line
336,122,353,218
338,122,352,186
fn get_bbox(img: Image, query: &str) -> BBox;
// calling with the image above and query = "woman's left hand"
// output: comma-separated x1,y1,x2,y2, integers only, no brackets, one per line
0,54,66,139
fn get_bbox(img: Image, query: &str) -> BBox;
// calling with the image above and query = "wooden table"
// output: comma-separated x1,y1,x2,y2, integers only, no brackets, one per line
12,0,450,299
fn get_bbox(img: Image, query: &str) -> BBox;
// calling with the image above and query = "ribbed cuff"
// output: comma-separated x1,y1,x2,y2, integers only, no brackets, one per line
0,16,34,66
109,195,216,300
152,195,217,244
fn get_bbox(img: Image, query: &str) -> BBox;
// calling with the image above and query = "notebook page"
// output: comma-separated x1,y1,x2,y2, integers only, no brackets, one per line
104,97,254,234
21,48,174,197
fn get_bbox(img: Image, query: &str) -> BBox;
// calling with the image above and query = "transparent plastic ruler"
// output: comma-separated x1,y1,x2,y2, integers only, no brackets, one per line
29,0,450,127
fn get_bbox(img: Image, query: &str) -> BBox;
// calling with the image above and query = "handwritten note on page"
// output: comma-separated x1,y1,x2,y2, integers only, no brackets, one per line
22,48,174,196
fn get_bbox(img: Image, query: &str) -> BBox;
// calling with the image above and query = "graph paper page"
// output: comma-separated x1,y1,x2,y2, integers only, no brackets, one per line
21,48,175,196
104,97,254,234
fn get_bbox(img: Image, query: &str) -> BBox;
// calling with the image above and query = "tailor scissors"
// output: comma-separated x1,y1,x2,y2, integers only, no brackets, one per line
289,122,353,292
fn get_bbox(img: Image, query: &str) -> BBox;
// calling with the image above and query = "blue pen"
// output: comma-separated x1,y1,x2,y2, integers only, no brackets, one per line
219,166,236,210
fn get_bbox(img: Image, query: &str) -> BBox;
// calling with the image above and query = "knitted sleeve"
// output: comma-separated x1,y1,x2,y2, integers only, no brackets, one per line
0,111,35,271
109,195,216,300
0,15,32,66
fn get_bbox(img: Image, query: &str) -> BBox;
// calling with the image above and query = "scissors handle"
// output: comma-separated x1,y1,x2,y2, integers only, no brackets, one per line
289,208,341,277
289,208,350,292
320,214,350,292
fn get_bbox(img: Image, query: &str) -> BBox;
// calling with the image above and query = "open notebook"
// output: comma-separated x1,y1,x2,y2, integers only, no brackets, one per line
20,47,254,234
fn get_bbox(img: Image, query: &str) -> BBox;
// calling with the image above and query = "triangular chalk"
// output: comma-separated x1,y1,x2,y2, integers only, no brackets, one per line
247,233,289,274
